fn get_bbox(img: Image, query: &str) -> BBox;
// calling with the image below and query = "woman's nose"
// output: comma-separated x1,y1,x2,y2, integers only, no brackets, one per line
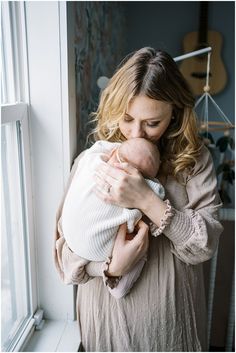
130,124,145,138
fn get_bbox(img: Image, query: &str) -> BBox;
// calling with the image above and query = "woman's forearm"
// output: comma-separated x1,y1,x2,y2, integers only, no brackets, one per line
140,188,168,227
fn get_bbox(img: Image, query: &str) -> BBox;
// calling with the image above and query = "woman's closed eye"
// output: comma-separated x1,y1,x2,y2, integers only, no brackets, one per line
123,116,160,127
146,121,160,127
123,116,133,122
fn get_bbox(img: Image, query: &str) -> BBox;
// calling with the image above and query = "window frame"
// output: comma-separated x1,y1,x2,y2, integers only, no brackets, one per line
1,1,78,350
1,103,38,351
2,102,38,311
23,0,77,322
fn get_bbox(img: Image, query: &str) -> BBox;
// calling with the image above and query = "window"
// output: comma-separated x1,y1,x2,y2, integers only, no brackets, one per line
1,3,37,351
1,106,33,351
1,1,78,350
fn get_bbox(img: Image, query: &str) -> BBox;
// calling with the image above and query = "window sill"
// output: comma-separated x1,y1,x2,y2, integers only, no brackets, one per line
23,320,81,352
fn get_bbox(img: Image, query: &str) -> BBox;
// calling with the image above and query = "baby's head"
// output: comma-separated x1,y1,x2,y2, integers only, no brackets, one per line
117,138,160,178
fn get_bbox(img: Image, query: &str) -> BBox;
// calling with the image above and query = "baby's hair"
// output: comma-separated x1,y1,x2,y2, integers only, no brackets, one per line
119,138,160,178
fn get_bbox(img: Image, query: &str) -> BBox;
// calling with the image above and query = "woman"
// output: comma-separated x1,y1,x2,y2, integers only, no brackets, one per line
54,47,223,351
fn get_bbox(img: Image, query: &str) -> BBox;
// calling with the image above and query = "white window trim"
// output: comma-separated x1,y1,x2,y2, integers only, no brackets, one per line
2,103,27,124
1,0,39,345
1,102,38,319
2,1,79,351
23,0,77,321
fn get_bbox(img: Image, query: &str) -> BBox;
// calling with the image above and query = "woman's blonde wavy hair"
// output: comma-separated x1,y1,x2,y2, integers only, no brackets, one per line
89,47,203,178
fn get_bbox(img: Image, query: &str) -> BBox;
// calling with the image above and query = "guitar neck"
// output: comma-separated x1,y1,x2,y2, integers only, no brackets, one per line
198,1,209,45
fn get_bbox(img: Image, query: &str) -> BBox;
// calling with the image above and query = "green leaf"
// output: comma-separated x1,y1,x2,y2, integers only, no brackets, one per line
216,136,229,152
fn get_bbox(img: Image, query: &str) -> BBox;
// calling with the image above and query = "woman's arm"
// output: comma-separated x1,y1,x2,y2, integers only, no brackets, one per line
161,148,224,265
107,255,147,299
94,147,224,266
55,214,148,290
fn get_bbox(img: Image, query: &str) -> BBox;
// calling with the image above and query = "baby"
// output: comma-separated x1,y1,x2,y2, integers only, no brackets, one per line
61,138,165,298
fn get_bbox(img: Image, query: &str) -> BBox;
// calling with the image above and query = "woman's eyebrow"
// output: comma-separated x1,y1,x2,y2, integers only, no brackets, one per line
125,113,162,120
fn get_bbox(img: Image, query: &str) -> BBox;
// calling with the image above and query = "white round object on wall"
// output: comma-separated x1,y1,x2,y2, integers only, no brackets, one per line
97,76,110,90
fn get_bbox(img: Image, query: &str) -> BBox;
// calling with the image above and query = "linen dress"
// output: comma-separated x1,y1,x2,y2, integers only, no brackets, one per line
54,145,224,352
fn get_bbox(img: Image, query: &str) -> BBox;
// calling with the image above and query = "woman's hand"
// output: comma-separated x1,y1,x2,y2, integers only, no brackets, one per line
93,161,154,211
106,220,149,277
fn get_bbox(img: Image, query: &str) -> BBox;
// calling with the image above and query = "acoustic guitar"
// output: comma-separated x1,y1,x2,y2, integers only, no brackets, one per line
179,1,227,96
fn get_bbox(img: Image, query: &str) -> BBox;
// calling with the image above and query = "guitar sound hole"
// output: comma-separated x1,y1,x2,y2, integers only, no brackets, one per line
191,72,212,79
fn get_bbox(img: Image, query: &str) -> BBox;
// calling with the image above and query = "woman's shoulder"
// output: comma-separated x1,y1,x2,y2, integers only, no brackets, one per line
187,144,216,181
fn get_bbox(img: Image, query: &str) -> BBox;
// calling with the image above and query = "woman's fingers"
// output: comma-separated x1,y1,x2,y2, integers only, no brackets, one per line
94,160,148,210
94,170,118,187
93,173,117,203
95,165,123,181
108,221,150,276
94,163,129,198
92,185,113,203
94,162,139,195
132,220,149,252
134,220,149,240
95,162,137,181
113,162,139,175
93,173,112,189
117,221,148,247
115,223,127,245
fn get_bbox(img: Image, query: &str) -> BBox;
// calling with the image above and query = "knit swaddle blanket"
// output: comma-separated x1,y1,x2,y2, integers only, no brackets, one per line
61,140,165,261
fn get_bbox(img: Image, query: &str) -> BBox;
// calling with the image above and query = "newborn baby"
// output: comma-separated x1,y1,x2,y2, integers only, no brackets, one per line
61,138,165,298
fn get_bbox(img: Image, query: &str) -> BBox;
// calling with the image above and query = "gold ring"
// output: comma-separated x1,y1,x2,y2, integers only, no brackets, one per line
104,183,111,193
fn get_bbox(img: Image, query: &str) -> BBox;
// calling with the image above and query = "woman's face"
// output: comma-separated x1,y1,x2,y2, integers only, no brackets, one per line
119,95,173,143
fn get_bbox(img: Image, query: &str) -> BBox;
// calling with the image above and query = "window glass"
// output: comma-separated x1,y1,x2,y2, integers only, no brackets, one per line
1,121,31,351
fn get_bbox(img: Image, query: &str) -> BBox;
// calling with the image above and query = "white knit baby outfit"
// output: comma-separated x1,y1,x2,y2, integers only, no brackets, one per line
61,140,165,262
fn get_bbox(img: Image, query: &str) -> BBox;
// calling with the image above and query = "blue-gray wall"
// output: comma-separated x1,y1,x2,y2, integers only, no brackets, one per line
124,1,235,125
